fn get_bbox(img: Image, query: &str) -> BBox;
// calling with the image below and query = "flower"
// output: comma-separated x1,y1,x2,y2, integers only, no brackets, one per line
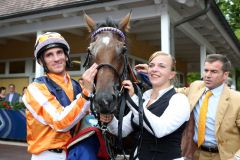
0,101,25,110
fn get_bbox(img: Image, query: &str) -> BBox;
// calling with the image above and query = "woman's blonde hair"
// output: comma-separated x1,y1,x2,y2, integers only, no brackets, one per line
148,51,176,71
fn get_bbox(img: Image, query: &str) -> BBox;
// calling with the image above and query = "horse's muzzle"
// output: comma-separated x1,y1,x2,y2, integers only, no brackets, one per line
93,91,118,114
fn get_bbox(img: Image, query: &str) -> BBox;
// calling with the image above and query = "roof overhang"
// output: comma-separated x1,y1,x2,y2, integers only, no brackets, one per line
0,0,239,70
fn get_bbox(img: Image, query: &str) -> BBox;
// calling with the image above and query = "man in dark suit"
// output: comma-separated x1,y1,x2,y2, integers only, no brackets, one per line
5,84,20,104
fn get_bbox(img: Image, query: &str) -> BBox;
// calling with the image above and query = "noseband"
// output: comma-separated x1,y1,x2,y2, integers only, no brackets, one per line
96,61,127,85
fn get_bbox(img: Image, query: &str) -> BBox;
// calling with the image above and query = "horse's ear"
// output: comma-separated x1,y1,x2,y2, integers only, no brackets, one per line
119,11,132,32
84,13,96,32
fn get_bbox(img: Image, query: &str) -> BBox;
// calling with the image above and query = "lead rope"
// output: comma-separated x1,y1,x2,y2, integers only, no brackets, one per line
126,83,155,160
89,100,116,160
130,83,143,160
116,88,128,160
115,53,132,160
90,94,127,160
101,123,116,160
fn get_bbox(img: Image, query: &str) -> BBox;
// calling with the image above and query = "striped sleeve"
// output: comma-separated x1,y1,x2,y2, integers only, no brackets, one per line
22,82,90,132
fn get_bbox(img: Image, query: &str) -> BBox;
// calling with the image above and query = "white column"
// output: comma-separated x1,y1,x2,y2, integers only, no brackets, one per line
200,45,207,78
35,31,44,78
25,58,33,83
161,2,171,54
170,25,175,56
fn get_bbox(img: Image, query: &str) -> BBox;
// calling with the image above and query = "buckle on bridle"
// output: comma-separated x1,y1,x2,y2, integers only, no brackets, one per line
100,123,109,134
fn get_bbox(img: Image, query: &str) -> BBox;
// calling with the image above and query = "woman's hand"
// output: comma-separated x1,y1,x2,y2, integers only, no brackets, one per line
82,63,98,93
122,80,134,97
135,63,148,74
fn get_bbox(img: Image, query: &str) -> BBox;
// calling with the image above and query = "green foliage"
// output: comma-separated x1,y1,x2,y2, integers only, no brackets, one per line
187,72,201,84
217,0,240,36
235,29,240,39
218,0,240,91
236,68,240,90
0,101,26,110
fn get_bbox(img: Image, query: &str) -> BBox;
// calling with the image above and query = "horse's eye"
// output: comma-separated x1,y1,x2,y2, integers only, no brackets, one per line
87,47,91,53
88,47,93,56
121,46,127,54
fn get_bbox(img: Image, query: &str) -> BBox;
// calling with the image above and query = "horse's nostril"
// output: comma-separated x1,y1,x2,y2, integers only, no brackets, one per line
95,93,112,105
94,92,118,114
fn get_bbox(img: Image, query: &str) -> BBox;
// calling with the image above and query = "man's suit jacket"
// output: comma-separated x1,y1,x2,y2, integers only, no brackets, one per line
5,92,20,103
179,80,240,160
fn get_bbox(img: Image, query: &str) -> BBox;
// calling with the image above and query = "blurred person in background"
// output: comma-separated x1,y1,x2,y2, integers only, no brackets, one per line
19,86,27,103
5,84,20,104
0,86,6,101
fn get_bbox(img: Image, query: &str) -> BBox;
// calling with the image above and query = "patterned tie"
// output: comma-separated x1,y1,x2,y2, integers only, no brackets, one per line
197,90,213,147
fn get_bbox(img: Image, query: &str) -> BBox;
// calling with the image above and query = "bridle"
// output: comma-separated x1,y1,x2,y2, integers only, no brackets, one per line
83,26,143,160
83,27,129,101
83,27,150,160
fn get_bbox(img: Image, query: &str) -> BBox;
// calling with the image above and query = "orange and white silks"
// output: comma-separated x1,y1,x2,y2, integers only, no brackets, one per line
22,73,90,154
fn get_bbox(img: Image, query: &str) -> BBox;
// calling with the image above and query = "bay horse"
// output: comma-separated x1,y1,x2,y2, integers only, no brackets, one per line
83,12,143,159
66,12,147,160
83,12,132,116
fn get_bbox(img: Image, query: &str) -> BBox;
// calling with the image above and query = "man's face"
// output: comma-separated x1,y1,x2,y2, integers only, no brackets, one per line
203,60,228,89
8,85,15,93
42,48,67,76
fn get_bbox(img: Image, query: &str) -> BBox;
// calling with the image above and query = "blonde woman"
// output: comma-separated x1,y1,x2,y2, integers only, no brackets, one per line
100,51,190,160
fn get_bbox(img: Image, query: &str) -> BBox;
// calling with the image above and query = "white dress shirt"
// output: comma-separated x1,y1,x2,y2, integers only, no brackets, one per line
108,86,190,138
8,93,14,102
193,83,224,147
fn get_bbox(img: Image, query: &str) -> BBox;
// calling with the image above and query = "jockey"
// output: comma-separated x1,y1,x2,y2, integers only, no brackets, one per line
23,32,108,160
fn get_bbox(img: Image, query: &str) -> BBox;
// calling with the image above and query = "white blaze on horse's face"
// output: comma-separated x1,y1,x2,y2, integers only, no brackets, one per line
102,36,110,45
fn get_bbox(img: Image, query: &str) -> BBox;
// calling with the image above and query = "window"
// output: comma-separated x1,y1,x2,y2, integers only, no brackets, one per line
135,59,144,65
175,72,185,87
69,56,81,71
9,61,25,74
0,62,5,74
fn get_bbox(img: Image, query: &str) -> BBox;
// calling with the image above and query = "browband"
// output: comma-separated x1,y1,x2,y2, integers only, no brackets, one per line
91,27,125,41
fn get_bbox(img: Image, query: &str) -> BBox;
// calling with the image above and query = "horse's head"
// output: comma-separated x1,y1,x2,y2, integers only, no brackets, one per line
84,13,131,115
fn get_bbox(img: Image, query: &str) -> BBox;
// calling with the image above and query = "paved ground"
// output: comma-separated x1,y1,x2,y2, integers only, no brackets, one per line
0,140,129,160
0,140,31,160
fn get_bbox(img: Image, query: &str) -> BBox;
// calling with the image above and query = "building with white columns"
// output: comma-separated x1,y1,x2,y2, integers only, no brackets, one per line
0,0,239,92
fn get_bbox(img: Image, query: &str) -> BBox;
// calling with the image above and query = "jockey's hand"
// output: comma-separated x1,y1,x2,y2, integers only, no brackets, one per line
122,80,134,97
82,63,98,93
135,63,148,74
99,114,114,123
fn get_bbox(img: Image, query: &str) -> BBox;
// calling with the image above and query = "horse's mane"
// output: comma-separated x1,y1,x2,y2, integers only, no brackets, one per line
95,17,119,30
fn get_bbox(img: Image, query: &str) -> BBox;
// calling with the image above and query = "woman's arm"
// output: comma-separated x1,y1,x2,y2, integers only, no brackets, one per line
129,93,190,138
106,112,134,137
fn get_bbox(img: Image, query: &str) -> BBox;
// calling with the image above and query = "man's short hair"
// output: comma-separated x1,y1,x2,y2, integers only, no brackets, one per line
205,54,231,72
8,84,15,88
